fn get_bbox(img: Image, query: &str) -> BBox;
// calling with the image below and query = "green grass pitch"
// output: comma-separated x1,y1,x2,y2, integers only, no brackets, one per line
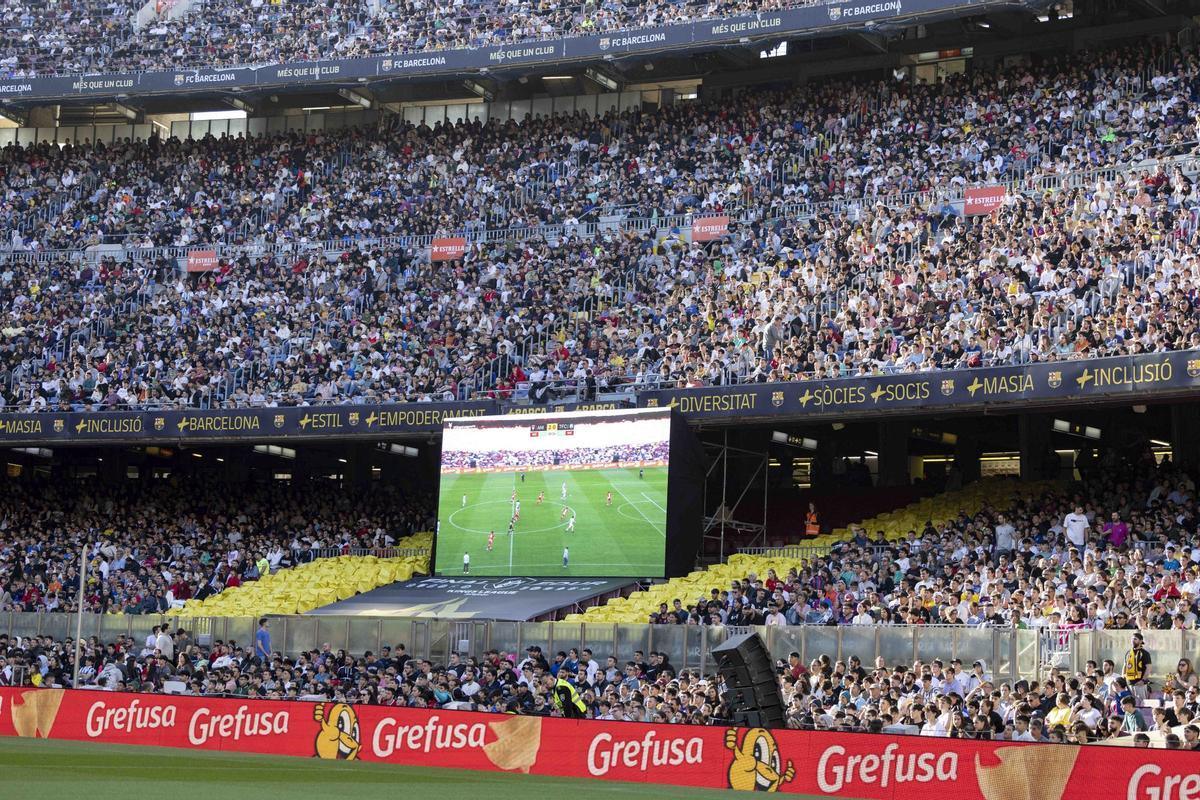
434,466,668,577
0,738,849,799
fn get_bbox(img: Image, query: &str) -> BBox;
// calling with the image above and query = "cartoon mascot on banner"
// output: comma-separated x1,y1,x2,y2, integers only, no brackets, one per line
726,728,794,792
313,702,361,760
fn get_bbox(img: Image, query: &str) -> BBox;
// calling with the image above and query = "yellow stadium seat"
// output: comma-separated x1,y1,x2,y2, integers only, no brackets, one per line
170,531,433,618
578,477,1039,623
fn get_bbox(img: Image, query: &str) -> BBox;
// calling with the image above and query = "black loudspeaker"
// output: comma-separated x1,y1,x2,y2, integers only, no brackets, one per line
731,708,786,729
711,632,777,686
711,632,787,729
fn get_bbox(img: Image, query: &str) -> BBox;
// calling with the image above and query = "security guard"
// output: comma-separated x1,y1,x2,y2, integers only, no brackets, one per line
541,672,586,718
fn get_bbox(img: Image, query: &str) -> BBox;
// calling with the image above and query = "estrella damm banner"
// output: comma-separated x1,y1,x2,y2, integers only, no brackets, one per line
638,351,1200,422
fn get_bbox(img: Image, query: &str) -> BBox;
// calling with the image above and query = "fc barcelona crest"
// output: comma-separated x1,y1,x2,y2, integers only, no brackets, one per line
1188,359,1200,378
53,419,64,433
771,391,785,407
1047,371,1062,389
646,398,659,408
153,417,165,431
349,412,360,426
940,379,955,396
274,414,286,429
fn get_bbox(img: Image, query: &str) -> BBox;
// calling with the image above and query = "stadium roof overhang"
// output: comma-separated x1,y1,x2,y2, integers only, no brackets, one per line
0,0,1057,111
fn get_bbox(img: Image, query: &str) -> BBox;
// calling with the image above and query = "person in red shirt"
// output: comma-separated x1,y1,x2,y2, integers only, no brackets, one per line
1154,574,1182,602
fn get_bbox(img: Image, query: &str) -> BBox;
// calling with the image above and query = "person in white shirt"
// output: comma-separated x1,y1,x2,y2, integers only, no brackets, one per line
765,604,788,626
459,671,482,698
964,660,991,695
851,603,875,625
1063,506,1090,548
144,627,159,655
919,705,946,737
1012,716,1036,741
580,650,600,684
155,627,174,661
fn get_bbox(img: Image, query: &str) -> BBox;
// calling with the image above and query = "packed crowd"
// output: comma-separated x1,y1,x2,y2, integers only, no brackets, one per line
1,45,1199,409
0,0,815,77
2,632,1190,746
7,45,1196,252
0,478,432,614
440,442,669,469
645,454,1199,633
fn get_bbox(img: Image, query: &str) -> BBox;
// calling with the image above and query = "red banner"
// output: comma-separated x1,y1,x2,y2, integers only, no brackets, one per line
0,687,1192,798
430,237,468,262
186,249,219,272
963,186,1006,216
691,216,729,242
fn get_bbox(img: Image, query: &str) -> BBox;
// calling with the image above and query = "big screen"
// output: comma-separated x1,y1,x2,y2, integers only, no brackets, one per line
434,408,670,577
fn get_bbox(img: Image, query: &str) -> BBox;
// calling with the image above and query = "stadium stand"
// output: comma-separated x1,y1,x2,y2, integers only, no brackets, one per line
1,45,1198,407
0,0,824,77
566,477,1044,622
0,479,432,613
169,534,431,616
574,455,1197,627
7,45,1197,249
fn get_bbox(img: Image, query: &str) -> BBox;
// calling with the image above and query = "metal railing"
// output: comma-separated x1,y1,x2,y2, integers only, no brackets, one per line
5,143,1195,266
297,546,430,561
12,610,1195,685
0,611,1031,683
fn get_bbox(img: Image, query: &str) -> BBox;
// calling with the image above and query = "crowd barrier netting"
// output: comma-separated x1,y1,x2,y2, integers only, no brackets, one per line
1,687,1195,798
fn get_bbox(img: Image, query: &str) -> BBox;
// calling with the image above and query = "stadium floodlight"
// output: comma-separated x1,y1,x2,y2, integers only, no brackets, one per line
229,98,254,114
337,88,373,109
462,80,494,101
1053,419,1101,440
376,443,418,457
253,444,296,459
584,68,618,91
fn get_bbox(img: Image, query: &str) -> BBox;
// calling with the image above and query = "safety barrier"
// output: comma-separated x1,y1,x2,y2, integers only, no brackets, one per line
1,613,1028,682
0,686,1191,794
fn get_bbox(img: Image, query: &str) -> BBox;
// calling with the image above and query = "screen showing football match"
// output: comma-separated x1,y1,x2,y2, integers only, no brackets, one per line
434,408,669,577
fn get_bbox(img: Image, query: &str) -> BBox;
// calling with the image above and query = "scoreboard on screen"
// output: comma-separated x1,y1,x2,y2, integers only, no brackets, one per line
529,422,575,437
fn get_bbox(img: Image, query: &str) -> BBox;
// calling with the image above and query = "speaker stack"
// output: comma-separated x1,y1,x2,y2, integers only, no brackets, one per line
710,632,787,728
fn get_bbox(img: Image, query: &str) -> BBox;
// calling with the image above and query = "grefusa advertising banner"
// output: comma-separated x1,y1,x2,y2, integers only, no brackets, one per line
1,687,1198,798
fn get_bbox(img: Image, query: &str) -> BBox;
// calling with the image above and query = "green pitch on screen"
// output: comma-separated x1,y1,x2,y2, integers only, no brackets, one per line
434,467,667,577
